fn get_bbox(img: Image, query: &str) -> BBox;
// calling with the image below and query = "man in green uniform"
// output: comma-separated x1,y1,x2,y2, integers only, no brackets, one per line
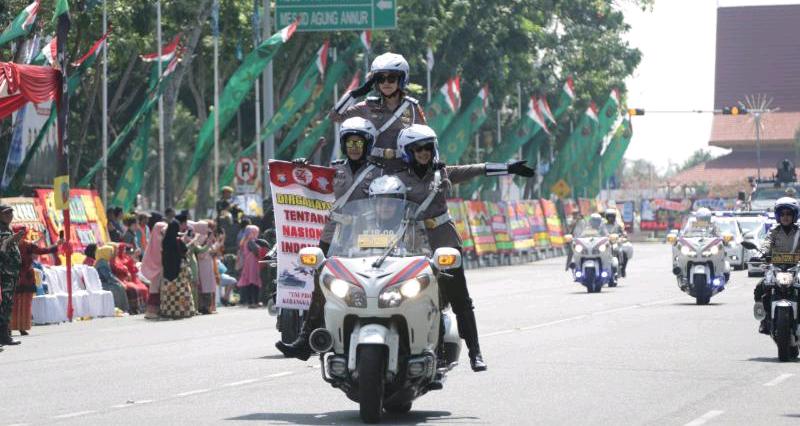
0,204,24,346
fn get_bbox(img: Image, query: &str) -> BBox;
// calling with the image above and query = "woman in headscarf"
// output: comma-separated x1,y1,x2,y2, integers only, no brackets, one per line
190,221,216,314
10,226,60,336
117,243,149,307
95,245,130,313
83,243,97,266
236,225,262,309
160,220,196,319
108,242,145,314
141,221,167,319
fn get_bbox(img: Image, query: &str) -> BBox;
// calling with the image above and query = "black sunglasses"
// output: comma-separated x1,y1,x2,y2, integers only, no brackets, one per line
376,73,399,84
411,144,434,153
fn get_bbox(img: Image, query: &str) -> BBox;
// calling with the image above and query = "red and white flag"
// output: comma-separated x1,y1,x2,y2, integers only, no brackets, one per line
563,75,575,100
537,96,556,125
586,101,599,122
442,76,461,113
315,40,330,76
140,34,182,62
528,96,550,134
360,30,371,51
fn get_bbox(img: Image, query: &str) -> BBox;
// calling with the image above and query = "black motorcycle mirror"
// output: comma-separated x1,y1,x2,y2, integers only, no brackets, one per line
742,241,759,251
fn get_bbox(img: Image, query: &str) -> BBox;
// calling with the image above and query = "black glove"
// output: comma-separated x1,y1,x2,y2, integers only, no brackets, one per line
291,157,309,166
350,76,376,98
508,160,535,177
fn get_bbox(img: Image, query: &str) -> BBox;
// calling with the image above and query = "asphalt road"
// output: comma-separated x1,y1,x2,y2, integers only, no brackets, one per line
1,243,797,425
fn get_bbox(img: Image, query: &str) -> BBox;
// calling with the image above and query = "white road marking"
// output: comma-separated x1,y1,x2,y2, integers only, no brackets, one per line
314,414,328,418
684,410,724,426
52,411,96,419
519,316,588,331
763,373,794,387
266,371,293,379
482,329,516,337
223,379,258,387
112,400,154,409
175,389,210,397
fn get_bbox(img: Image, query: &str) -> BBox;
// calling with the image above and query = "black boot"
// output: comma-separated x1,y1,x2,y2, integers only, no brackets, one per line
275,285,324,361
759,319,770,335
620,256,627,278
457,310,487,372
0,324,20,346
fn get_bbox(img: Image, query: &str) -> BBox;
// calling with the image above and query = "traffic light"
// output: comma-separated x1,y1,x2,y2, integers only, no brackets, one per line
627,108,644,116
722,106,748,115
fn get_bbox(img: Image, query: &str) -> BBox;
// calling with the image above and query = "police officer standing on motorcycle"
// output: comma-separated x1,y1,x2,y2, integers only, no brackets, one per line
754,197,800,334
331,52,426,173
394,124,535,372
276,117,382,360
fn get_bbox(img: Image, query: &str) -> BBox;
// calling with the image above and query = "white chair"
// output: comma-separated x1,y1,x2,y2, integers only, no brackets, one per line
75,265,115,318
31,267,68,324
53,266,91,318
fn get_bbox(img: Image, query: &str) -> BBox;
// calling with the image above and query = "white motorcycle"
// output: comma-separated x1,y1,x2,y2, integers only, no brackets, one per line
297,198,462,423
668,230,732,305
566,229,617,293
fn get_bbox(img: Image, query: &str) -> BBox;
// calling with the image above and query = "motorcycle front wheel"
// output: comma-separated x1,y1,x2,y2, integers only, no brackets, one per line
775,308,795,362
358,345,387,424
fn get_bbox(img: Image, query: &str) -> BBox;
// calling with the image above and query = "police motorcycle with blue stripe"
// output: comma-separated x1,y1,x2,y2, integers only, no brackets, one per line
743,197,800,361
297,176,462,423
565,213,617,293
667,208,731,305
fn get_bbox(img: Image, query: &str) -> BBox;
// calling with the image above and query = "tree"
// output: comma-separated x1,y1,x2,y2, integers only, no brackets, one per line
678,149,715,172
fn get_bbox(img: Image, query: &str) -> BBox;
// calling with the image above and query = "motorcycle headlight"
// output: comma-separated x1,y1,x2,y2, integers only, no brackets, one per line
776,272,794,287
598,244,607,253
379,275,431,308
574,244,584,253
323,275,367,308
709,245,720,256
680,245,692,256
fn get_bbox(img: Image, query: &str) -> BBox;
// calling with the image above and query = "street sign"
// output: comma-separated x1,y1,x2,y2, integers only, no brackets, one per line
235,157,258,194
276,0,397,32
551,179,571,198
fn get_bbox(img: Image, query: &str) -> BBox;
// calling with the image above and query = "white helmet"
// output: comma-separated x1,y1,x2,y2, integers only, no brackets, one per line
588,213,603,228
368,175,407,200
695,207,712,224
774,197,800,222
604,208,618,221
371,52,410,89
397,124,440,165
339,117,377,159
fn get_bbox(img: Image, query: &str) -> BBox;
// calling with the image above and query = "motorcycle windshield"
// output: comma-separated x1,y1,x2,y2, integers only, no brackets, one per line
328,198,431,258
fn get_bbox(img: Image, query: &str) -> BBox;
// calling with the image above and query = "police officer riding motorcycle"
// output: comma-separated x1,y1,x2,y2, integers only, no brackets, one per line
603,208,632,278
393,124,535,372
276,117,383,360
331,52,427,173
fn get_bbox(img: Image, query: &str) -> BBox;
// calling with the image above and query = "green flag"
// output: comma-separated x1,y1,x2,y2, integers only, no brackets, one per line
573,89,620,193
0,0,40,48
110,64,162,210
183,20,299,188
585,119,632,197
53,0,69,21
542,103,599,197
78,57,180,186
439,85,489,164
425,77,461,135
294,117,330,159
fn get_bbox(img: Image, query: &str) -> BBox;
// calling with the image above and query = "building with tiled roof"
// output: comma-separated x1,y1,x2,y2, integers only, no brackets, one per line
670,4,800,194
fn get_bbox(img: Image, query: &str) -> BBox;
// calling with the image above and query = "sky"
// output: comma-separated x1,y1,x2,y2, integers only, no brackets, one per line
620,0,800,172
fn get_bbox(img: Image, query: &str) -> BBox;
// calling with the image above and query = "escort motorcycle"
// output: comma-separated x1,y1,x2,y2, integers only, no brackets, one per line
668,227,732,305
297,197,462,423
565,227,617,293
742,241,800,362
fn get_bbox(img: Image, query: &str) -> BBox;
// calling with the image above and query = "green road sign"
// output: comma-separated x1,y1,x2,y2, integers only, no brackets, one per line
276,0,397,32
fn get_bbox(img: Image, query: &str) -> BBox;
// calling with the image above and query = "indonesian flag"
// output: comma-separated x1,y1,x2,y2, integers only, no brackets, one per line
609,88,620,106
537,95,556,124
528,96,550,134
345,71,361,93
586,101,599,122
0,62,59,121
563,75,575,100
443,76,461,113
140,34,182,62
279,19,300,43
72,31,110,67
40,37,57,66
360,30,371,51
162,53,180,78
315,41,330,76
0,0,40,47
477,85,490,112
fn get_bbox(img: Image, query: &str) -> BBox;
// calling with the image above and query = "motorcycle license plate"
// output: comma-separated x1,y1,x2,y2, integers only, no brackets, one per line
357,233,393,249
692,265,707,274
584,260,596,268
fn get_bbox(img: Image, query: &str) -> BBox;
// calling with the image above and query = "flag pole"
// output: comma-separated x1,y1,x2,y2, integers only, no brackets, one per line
157,0,165,211
262,0,275,196
101,0,108,207
212,0,220,199
54,0,72,321
253,0,263,198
